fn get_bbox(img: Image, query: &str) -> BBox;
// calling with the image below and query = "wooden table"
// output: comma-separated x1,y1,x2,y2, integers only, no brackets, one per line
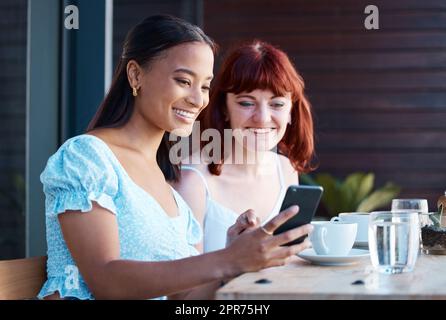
216,254,446,300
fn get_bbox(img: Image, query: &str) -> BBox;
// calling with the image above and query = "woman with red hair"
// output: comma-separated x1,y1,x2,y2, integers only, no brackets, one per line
175,40,317,253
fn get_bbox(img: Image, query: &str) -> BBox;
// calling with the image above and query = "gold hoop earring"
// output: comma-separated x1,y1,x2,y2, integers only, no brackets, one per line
132,87,138,97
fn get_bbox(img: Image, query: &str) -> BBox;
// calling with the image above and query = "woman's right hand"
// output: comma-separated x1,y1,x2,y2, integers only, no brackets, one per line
223,205,313,275
226,209,261,247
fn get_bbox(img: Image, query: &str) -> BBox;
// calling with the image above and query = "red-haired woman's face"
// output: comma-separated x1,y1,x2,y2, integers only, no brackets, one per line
226,89,292,152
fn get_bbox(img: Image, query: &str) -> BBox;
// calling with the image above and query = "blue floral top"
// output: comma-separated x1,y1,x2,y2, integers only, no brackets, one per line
37,134,202,300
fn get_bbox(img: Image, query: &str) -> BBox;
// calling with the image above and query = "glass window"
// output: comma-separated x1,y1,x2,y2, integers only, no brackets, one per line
0,0,27,259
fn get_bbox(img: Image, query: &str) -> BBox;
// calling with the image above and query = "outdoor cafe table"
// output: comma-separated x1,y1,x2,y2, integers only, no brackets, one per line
216,253,446,300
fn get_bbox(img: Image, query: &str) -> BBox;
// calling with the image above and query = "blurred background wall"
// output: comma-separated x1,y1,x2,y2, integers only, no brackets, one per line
202,0,446,214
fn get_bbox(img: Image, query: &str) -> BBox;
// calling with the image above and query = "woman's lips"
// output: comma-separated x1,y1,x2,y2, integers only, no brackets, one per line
172,107,198,123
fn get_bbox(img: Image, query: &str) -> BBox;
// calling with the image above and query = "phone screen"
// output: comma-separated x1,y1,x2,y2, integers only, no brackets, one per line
273,185,323,246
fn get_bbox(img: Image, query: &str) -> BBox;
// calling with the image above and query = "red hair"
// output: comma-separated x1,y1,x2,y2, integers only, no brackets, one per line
200,40,317,175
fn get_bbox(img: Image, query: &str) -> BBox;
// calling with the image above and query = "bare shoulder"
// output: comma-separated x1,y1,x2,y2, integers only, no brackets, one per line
173,163,209,225
86,128,123,148
86,128,112,142
277,154,299,186
172,164,209,206
175,165,204,190
178,163,210,186
86,129,125,154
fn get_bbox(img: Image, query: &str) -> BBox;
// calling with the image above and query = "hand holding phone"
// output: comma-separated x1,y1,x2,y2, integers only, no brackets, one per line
273,185,323,246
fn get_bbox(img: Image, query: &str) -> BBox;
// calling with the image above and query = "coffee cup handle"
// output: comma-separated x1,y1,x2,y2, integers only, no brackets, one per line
321,227,328,253
312,226,328,253
330,217,340,222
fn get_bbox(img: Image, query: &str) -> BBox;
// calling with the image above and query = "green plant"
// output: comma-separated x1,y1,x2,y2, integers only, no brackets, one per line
300,172,401,217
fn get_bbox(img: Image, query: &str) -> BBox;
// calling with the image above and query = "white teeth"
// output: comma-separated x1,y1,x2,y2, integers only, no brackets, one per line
247,128,274,134
173,108,195,119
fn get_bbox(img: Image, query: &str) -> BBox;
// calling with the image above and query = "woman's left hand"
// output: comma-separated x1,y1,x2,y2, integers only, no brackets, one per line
226,209,261,247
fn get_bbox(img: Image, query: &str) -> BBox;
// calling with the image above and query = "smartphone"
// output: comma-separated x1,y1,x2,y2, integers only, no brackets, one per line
273,185,324,246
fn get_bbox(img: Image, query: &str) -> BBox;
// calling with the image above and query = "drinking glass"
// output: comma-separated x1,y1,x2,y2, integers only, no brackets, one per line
368,211,420,274
391,199,428,214
391,199,428,250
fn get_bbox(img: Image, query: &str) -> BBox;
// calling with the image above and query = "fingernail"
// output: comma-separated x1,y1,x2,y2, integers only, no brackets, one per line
307,225,314,233
286,205,298,214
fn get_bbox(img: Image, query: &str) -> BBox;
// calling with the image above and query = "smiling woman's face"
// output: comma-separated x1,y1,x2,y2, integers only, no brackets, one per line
130,41,214,137
226,89,292,152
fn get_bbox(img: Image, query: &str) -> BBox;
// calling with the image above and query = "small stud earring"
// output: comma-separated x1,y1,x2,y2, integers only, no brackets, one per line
132,87,138,97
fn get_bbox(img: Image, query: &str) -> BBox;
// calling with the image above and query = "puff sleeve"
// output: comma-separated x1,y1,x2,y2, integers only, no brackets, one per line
40,137,119,217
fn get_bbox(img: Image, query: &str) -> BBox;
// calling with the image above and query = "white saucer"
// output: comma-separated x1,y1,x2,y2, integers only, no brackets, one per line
297,248,370,266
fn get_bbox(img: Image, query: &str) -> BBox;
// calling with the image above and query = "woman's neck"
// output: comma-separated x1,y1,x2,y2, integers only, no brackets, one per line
114,111,165,164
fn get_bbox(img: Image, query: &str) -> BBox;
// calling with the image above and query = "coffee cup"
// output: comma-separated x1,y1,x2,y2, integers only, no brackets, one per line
331,212,369,244
310,221,357,256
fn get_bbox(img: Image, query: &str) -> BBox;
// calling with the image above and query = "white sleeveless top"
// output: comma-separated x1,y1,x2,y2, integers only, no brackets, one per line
182,155,287,253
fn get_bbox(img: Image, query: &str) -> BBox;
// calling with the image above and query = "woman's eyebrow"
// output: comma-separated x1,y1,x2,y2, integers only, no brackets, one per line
236,94,285,99
271,95,287,99
173,68,213,80
236,94,256,99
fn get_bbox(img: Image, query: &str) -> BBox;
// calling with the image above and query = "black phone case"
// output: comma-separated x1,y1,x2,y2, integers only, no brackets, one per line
273,185,323,246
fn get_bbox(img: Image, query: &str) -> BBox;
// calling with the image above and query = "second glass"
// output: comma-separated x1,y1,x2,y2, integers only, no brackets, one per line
369,211,420,274
391,198,428,251
391,199,428,214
